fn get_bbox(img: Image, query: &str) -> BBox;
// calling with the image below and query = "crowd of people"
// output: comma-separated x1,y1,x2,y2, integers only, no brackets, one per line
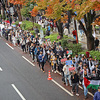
0,19,100,99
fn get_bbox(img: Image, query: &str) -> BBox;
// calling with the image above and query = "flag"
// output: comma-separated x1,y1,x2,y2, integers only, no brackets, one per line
84,77,100,89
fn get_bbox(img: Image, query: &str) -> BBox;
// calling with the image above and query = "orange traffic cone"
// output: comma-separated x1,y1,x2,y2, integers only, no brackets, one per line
47,71,52,80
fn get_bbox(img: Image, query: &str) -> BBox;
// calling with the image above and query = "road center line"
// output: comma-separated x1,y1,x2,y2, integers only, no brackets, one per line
51,79,74,96
6,43,14,50
22,56,35,66
0,67,3,71
11,84,26,100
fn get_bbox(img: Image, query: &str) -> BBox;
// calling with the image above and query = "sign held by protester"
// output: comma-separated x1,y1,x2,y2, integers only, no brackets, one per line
66,60,72,65
69,67,75,71
57,35,60,39
61,58,67,62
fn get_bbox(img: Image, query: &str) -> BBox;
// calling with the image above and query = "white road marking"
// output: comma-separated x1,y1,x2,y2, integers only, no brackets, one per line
51,79,74,96
11,84,26,100
0,67,3,71
88,91,94,97
6,43,14,50
79,85,83,90
22,56,35,66
56,71,94,97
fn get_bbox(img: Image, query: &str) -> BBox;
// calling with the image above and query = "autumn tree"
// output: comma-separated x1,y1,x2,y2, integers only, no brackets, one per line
64,0,100,50
9,0,33,21
32,0,68,37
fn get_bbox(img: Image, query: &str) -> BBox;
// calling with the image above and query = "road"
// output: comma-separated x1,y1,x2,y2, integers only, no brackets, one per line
0,38,93,100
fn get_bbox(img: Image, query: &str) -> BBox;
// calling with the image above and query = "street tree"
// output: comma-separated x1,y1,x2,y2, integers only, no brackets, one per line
65,0,100,50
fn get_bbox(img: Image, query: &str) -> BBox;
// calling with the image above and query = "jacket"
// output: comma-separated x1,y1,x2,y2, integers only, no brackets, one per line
71,74,79,83
94,91,100,100
38,54,44,62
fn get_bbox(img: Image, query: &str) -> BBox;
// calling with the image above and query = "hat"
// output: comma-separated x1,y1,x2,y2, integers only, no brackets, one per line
98,86,100,89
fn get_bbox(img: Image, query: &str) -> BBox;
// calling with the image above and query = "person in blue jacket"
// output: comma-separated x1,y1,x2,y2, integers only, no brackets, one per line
94,86,100,100
38,51,45,72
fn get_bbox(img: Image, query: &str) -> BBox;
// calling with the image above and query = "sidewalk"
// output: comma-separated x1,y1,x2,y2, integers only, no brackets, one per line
68,32,100,50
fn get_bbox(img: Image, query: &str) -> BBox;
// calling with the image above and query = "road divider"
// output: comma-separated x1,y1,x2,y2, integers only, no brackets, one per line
22,56,35,66
51,79,74,96
6,43,14,50
12,84,26,100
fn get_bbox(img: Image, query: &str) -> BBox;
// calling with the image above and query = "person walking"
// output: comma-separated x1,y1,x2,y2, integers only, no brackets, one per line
38,51,45,72
94,37,99,51
63,64,72,86
93,86,100,100
71,71,79,96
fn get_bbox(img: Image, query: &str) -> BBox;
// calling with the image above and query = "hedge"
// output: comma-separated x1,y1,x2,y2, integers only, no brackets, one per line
79,51,100,61
20,21,33,30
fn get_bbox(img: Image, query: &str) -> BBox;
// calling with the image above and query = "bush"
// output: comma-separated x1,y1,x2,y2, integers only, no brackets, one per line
0,14,2,18
79,51,100,61
66,43,82,56
34,23,41,29
45,33,58,42
21,21,33,30
61,39,68,48
29,30,35,36
14,21,19,26
42,28,46,35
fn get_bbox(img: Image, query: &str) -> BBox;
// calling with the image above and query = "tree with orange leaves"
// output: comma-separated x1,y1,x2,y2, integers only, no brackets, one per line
9,0,34,21
33,0,100,50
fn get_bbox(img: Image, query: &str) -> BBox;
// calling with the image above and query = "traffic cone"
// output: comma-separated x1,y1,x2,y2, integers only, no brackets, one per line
47,71,52,80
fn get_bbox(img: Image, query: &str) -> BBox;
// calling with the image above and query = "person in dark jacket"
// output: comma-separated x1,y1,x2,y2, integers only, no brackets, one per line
71,71,79,96
93,86,100,100
38,51,45,72
94,37,99,51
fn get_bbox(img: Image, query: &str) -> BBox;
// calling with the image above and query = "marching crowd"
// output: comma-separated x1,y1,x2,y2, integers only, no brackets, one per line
0,20,100,99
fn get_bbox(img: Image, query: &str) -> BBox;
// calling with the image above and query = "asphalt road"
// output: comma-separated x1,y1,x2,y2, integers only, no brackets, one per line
0,39,78,100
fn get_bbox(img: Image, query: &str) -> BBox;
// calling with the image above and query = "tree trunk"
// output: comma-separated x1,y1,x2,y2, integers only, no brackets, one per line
16,5,22,21
79,10,96,50
56,20,63,38
87,35,94,51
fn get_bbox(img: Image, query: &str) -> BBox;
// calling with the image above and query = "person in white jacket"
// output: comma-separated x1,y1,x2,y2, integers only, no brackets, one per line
63,64,72,86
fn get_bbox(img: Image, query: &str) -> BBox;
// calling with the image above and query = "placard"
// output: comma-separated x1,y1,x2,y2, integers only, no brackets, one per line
66,60,72,65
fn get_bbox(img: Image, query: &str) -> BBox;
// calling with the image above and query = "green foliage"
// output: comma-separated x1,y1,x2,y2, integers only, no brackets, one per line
2,14,6,19
14,21,19,26
0,14,2,18
66,43,82,57
61,39,68,49
45,33,59,42
21,21,33,30
21,7,31,17
79,51,100,61
29,30,35,36
34,23,41,29
42,28,46,35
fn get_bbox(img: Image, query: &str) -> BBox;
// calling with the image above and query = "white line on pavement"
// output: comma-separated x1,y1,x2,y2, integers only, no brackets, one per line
51,79,74,96
22,56,35,66
6,43,14,50
11,84,26,100
0,67,3,71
